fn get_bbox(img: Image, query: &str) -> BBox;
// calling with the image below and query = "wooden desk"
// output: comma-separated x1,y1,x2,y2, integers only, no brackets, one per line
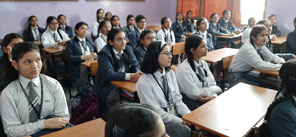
111,81,137,93
254,69,279,76
201,48,239,63
81,60,97,68
183,83,277,137
271,36,286,45
42,118,106,137
215,33,243,39
146,25,162,32
42,46,66,78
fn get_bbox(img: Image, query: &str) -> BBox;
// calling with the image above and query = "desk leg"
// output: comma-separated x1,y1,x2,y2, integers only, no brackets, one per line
52,55,57,78
218,61,225,91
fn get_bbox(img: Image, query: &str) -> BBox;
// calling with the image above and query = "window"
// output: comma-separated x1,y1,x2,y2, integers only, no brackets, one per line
240,0,266,24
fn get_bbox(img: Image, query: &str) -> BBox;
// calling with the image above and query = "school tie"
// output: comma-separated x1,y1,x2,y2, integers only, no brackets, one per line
80,40,87,52
117,53,125,72
34,29,39,41
257,49,264,60
61,26,65,31
130,26,134,32
28,81,40,122
196,66,206,87
53,33,59,42
161,75,170,101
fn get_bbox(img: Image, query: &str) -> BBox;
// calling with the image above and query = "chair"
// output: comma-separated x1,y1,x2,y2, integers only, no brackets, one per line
220,55,234,90
90,62,98,77
172,42,185,65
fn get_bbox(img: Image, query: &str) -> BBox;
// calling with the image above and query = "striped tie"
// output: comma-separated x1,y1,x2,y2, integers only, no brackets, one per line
28,81,40,122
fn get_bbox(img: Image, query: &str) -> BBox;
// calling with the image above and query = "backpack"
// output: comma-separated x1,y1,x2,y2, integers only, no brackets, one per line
70,85,100,125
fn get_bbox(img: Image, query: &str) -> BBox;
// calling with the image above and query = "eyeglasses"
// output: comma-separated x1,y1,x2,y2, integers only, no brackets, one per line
144,36,155,40
50,22,59,25
115,37,128,43
160,51,173,57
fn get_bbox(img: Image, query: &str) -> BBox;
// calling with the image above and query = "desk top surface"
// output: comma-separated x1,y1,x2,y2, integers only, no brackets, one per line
201,48,239,63
42,46,65,53
81,60,97,68
254,69,279,76
271,36,286,45
111,81,137,93
215,33,243,39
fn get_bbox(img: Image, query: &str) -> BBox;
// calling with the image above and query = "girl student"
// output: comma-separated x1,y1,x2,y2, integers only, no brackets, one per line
156,17,175,46
123,14,139,49
41,16,70,48
218,9,241,34
65,22,97,88
136,41,191,137
134,30,155,64
184,10,195,33
22,15,45,45
193,17,214,51
94,21,111,53
175,35,222,110
57,14,73,38
242,17,256,44
111,15,121,29
0,42,69,137
94,28,141,113
104,12,112,22
172,12,186,42
92,9,105,40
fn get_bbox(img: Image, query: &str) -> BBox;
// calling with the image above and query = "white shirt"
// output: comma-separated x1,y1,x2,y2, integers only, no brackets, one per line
94,33,107,53
31,27,39,41
198,31,208,44
136,70,191,124
112,48,131,80
175,59,222,100
77,37,90,55
156,28,176,45
91,21,103,38
0,74,69,137
242,26,252,44
229,41,285,72
41,29,70,48
136,26,144,34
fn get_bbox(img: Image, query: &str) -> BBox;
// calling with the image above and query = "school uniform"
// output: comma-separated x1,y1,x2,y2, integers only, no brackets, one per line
271,24,281,37
41,29,70,48
123,25,140,49
228,41,284,87
59,25,73,38
266,36,294,61
175,59,222,110
136,70,191,137
156,28,175,45
184,19,195,33
267,96,296,137
23,26,45,42
242,26,252,44
208,21,229,49
286,29,296,54
218,19,236,33
0,74,69,137
65,36,96,87
94,45,140,113
133,44,146,65
94,33,107,53
193,31,214,51
0,56,11,92
91,20,103,38
172,21,186,42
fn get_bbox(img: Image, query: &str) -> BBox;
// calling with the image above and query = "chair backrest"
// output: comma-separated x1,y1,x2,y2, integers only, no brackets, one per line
172,42,185,56
222,55,234,69
146,25,162,32
90,62,98,77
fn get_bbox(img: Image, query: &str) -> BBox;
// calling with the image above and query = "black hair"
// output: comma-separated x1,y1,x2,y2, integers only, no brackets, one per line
186,10,193,19
4,42,46,82
161,17,173,43
107,28,130,71
111,15,121,29
98,20,109,35
185,35,208,85
293,17,296,28
248,17,255,25
222,9,231,16
105,103,161,137
135,15,146,23
137,30,154,47
43,16,58,32
126,14,135,24
104,12,112,21
176,12,183,21
141,41,171,74
1,33,23,60
249,25,266,46
74,22,88,35
196,17,207,31
256,19,268,25
96,9,104,22
210,13,218,19
27,15,38,29
268,14,276,19
57,14,67,26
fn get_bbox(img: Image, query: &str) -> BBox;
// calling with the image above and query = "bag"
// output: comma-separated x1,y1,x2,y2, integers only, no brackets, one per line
70,85,100,125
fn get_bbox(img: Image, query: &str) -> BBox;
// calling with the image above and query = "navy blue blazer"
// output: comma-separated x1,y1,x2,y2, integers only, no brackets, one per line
123,26,140,49
65,36,96,83
208,22,229,36
286,29,296,54
267,97,296,137
272,24,281,37
193,31,214,51
59,25,73,38
134,44,146,65
184,19,195,33
94,45,140,107
22,26,45,42
218,19,236,33
172,21,186,42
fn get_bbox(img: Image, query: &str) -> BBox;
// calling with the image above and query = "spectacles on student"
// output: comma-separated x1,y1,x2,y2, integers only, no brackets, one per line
160,51,173,57
144,36,155,40
115,37,128,43
50,22,59,25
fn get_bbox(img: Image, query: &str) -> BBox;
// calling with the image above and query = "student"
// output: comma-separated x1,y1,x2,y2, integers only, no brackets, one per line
65,22,97,88
228,25,285,87
286,17,296,54
136,41,191,137
264,60,296,137
92,9,105,39
111,15,121,29
134,30,154,64
172,12,186,42
104,12,112,22
193,17,214,51
94,21,111,52
94,28,141,113
156,17,175,45
41,16,70,48
218,9,241,34
105,103,169,137
123,15,139,49
135,15,147,35
22,15,44,45
0,42,69,137
175,35,222,110
184,10,195,33
268,14,281,37
0,33,23,91
57,14,73,38
242,17,256,44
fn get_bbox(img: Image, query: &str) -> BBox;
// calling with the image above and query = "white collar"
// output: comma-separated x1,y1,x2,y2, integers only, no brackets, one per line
199,30,207,35
177,20,183,24
193,60,203,68
78,36,86,42
293,96,296,102
31,26,38,30
112,47,124,55
153,70,165,79
49,29,58,34
136,26,144,32
19,75,40,89
99,33,107,39
60,25,66,28
223,19,229,23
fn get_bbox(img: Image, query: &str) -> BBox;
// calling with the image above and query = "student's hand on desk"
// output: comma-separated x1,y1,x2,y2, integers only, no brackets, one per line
57,41,66,46
130,72,142,81
90,52,98,59
81,55,94,61
235,30,241,34
33,41,41,45
44,117,69,129
198,95,215,102
270,34,277,41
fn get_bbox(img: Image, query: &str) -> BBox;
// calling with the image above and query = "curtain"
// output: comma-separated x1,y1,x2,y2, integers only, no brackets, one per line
177,0,241,24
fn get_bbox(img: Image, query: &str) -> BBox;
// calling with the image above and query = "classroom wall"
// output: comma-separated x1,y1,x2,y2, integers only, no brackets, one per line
266,0,296,36
0,0,177,38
